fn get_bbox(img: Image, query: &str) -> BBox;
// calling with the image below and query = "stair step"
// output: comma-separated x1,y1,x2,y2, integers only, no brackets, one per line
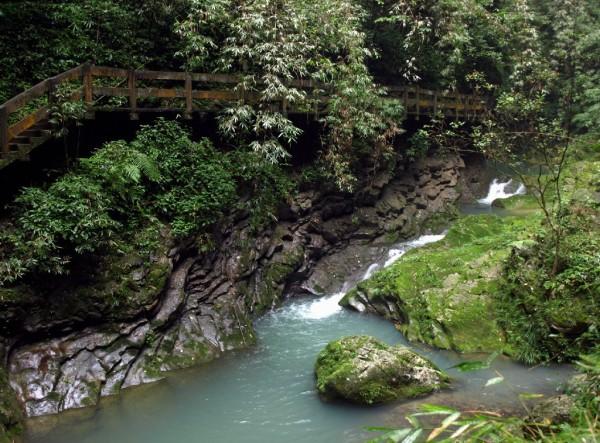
21,129,43,137
9,143,31,152
29,136,48,146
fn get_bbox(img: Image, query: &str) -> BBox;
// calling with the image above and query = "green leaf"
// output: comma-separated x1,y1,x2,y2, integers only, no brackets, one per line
484,376,505,387
367,428,412,443
418,404,458,414
401,429,423,443
450,352,500,372
449,361,490,372
427,412,461,441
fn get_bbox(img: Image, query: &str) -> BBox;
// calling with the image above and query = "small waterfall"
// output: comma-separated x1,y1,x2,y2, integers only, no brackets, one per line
293,233,446,320
477,178,526,206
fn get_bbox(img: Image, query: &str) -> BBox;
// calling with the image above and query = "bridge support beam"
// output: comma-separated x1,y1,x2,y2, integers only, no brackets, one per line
0,106,8,158
83,63,93,106
128,69,138,120
185,73,193,120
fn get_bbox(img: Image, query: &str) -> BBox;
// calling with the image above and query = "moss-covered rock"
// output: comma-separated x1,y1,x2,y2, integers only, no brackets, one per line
314,336,448,405
0,367,22,443
491,194,539,212
0,227,172,337
341,215,540,354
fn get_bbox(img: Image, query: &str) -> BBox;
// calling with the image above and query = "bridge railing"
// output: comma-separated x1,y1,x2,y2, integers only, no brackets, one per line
86,65,322,118
386,85,488,120
0,64,88,157
0,64,490,160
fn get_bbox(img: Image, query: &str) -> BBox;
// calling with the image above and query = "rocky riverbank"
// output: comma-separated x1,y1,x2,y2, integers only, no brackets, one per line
0,153,477,421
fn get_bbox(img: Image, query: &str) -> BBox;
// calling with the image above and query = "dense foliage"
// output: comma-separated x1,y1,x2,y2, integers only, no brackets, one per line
176,0,406,189
0,0,188,103
3,0,578,189
0,119,291,284
497,207,600,364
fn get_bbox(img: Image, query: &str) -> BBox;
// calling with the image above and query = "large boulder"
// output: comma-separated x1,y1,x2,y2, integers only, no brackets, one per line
314,336,448,405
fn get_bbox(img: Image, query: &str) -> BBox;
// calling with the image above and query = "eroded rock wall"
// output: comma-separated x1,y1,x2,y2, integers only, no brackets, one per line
2,154,473,418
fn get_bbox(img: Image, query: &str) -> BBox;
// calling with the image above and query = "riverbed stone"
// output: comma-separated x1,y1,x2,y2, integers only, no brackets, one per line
315,336,448,405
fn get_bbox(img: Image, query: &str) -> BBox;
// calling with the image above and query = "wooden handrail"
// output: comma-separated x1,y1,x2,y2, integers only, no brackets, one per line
0,64,490,163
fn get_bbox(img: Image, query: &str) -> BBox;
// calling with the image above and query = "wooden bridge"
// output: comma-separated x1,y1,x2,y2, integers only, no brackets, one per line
0,63,489,170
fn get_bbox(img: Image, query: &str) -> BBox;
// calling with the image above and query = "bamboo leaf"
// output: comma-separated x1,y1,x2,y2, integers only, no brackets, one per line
419,404,458,414
427,412,461,441
402,429,423,443
367,428,412,443
485,376,505,387
450,424,471,439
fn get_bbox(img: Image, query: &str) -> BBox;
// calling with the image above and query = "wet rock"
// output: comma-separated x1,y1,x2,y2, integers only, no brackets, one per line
2,152,478,418
315,336,448,405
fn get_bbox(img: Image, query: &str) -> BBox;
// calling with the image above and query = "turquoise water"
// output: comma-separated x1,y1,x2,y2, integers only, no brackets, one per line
25,180,572,443
27,292,571,443
26,244,571,443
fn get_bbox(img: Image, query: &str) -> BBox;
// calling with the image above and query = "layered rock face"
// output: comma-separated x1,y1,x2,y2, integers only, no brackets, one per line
314,336,448,404
1,154,470,418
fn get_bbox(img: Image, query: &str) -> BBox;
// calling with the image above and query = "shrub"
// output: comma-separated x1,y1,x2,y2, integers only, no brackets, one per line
0,120,238,284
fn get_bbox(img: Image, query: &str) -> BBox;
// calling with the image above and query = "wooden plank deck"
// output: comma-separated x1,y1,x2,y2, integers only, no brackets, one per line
0,64,489,170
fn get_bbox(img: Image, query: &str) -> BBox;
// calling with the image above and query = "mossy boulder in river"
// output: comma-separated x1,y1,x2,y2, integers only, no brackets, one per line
315,336,448,405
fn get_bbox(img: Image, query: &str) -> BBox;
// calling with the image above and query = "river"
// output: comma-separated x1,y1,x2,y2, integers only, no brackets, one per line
25,179,572,443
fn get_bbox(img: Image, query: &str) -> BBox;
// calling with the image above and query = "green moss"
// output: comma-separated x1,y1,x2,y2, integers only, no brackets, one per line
343,214,541,354
422,204,460,233
81,381,101,407
0,225,173,336
315,336,448,405
144,339,216,378
492,194,539,212
252,245,305,314
495,207,600,363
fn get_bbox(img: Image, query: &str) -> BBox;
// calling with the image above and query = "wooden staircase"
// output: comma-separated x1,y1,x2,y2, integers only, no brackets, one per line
5,123,53,161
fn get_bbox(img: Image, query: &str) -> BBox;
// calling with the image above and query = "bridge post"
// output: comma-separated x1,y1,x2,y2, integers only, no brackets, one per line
0,106,8,158
83,63,93,106
47,78,56,106
433,92,438,116
185,73,193,120
467,96,472,121
455,94,459,121
128,69,138,120
415,85,420,121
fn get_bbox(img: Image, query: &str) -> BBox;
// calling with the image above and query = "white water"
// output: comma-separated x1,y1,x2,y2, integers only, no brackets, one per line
477,178,526,205
290,233,446,321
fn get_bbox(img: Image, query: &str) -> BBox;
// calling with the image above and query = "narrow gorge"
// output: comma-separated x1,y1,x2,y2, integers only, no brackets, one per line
1,1,599,441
